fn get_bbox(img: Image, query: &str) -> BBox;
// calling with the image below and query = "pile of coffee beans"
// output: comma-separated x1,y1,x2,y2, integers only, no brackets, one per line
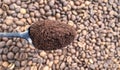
0,0,119,70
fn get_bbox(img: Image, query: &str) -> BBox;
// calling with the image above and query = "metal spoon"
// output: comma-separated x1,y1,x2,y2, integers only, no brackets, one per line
0,20,76,50
0,28,33,45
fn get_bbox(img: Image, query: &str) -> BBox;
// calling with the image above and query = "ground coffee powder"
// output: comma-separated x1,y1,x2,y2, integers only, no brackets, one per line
29,20,76,50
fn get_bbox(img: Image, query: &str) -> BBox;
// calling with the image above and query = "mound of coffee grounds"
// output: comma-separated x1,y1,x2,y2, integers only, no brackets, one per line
29,20,76,50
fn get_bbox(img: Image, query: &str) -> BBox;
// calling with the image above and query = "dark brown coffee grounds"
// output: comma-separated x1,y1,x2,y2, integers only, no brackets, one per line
29,20,76,50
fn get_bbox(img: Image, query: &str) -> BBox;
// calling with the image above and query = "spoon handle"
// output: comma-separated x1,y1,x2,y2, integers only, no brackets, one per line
0,31,33,45
0,32,22,38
